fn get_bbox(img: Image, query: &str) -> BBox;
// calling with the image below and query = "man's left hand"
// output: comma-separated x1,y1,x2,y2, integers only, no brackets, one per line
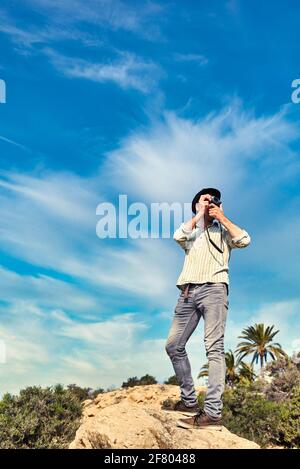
208,203,226,223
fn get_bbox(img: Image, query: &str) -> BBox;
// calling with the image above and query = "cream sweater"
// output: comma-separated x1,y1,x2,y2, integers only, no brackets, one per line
174,220,251,288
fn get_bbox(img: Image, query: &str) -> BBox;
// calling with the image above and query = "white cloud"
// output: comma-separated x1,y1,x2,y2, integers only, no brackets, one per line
0,170,178,303
0,298,207,393
0,8,96,50
0,0,165,52
46,48,164,93
0,103,299,303
0,135,25,149
59,312,148,344
61,356,98,374
24,0,164,36
0,103,300,393
0,1,166,93
224,299,300,364
0,266,97,313
0,170,97,224
104,104,299,205
174,52,208,66
1,291,298,394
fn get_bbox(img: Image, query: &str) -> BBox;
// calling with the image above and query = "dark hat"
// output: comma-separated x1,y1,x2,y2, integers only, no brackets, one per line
191,187,221,214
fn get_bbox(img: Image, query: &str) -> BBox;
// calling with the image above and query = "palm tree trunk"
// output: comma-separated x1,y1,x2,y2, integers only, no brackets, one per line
260,354,264,379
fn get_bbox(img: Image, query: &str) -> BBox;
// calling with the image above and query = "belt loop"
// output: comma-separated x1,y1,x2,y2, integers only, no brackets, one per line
183,284,190,303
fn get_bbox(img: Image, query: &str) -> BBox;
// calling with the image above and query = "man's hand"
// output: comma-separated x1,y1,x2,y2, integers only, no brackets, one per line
210,204,246,240
208,202,226,223
182,194,212,232
195,194,211,219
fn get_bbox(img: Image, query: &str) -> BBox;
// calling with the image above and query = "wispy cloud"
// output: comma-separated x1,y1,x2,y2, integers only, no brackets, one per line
2,295,298,394
45,48,164,93
0,296,208,393
0,102,300,392
0,170,176,301
27,0,165,36
59,312,148,344
0,103,299,300
226,300,300,360
104,103,299,204
0,135,29,151
174,52,208,66
0,266,97,313
0,2,166,93
0,8,104,50
0,0,165,52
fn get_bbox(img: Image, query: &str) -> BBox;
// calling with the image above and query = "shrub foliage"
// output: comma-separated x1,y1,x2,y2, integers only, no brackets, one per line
0,385,83,449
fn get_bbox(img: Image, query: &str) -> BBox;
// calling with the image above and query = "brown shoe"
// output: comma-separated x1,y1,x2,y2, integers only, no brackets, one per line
162,399,200,416
177,410,223,430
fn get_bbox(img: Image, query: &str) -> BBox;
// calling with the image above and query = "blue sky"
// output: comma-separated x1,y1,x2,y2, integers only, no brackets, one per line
0,0,300,394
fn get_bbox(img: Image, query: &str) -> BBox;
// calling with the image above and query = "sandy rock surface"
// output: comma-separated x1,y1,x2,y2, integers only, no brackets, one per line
69,384,260,449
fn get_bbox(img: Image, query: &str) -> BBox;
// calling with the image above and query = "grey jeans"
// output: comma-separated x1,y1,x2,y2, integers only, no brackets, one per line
165,282,228,419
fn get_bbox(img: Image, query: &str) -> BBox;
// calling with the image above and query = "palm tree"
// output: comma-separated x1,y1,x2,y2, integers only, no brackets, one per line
197,350,240,386
197,363,209,380
238,362,256,384
236,323,286,377
225,350,240,386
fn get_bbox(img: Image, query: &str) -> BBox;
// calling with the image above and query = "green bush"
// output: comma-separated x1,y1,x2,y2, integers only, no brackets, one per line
164,375,178,385
277,386,300,448
0,385,83,449
196,362,300,449
122,374,157,388
67,384,105,400
221,383,282,447
265,357,300,402
197,382,283,447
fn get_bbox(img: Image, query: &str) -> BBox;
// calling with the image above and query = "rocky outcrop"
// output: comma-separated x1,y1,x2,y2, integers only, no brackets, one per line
69,384,260,449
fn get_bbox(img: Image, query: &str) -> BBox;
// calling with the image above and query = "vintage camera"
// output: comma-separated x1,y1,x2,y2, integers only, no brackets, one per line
209,195,222,207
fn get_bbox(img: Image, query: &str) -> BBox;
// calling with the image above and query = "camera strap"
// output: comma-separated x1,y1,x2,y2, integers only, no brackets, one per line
206,223,224,254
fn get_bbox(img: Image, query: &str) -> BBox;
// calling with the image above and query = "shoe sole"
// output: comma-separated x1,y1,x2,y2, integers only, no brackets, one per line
177,419,223,431
162,409,200,416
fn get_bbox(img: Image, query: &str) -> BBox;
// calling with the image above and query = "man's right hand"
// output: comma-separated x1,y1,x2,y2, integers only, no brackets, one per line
181,194,212,233
195,194,212,220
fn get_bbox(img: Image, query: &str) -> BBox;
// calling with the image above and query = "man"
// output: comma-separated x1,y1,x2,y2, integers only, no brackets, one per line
164,187,251,430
